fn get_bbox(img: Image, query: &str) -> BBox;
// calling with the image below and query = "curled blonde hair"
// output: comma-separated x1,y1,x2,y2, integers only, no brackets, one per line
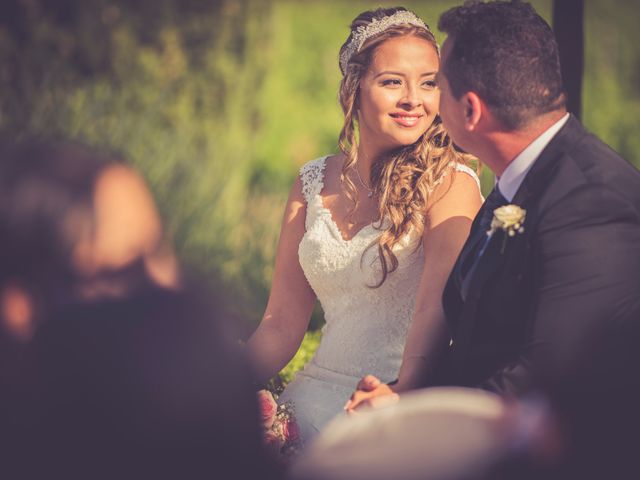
338,7,476,287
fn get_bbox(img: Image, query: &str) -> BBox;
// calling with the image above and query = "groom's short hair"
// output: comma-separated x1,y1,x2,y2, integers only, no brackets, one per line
438,1,566,130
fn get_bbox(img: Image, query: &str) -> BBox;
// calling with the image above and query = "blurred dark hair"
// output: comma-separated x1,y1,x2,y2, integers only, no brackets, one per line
438,1,566,129
0,138,280,479
0,139,118,319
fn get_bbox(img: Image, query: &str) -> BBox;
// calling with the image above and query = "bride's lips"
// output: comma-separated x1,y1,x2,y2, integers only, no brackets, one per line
389,112,423,127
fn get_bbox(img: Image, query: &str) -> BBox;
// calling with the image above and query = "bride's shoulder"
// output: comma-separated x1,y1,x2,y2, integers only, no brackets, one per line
430,162,482,195
426,162,483,214
453,163,482,190
298,154,344,200
298,154,343,177
299,155,326,182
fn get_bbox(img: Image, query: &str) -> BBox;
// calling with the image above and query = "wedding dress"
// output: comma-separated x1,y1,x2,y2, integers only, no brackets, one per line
279,155,480,443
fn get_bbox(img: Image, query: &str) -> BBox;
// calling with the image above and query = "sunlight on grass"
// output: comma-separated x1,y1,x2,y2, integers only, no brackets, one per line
279,330,322,385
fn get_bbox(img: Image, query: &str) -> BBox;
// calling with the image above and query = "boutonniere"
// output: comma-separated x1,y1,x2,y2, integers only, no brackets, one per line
487,205,526,252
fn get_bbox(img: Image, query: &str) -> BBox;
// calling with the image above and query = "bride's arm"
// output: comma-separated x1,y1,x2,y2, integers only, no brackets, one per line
394,171,482,390
246,175,317,384
346,170,482,408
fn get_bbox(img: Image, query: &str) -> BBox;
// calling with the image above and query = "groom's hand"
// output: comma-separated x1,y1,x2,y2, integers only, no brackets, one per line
344,375,399,413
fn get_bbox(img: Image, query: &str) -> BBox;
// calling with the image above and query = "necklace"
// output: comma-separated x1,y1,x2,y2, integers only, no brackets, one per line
354,166,374,198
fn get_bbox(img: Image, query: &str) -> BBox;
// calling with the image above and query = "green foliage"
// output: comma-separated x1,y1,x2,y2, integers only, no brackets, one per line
583,0,640,166
278,329,322,385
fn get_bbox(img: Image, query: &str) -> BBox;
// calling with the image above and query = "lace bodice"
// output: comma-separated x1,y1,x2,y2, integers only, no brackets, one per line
296,156,480,385
280,156,481,441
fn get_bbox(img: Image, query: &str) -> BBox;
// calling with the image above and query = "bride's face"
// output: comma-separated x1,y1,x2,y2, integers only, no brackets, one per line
357,35,440,155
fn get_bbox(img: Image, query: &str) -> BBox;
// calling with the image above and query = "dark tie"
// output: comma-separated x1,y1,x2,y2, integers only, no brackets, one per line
456,186,508,298
477,186,508,245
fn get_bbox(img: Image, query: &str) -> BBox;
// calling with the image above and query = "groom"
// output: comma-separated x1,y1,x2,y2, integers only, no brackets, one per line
348,1,640,406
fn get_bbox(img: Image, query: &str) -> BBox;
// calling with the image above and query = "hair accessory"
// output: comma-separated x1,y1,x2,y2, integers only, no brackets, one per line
340,10,429,75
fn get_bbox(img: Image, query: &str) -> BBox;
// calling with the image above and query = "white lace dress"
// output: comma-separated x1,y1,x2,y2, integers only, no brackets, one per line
279,155,480,443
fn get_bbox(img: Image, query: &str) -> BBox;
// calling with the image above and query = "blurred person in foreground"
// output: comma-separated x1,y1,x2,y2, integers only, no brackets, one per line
298,1,640,478
246,5,482,445
0,140,278,479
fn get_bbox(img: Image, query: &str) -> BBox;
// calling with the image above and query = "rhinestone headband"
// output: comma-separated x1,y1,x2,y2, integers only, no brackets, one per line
339,10,430,75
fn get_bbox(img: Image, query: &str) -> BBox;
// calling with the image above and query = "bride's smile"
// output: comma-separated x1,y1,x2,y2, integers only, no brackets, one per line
389,112,424,128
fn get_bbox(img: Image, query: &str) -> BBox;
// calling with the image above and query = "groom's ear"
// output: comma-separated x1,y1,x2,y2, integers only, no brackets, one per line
462,92,484,131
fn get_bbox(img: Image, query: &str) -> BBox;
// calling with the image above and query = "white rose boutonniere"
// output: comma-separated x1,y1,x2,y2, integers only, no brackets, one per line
487,205,526,252
488,205,526,236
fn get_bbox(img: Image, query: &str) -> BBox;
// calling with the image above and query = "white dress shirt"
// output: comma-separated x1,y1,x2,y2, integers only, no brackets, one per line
498,113,570,202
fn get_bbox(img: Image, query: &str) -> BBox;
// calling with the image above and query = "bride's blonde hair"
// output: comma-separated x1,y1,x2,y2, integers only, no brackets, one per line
338,7,476,287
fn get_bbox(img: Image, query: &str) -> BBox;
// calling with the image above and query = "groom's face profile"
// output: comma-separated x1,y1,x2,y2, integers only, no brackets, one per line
435,38,468,150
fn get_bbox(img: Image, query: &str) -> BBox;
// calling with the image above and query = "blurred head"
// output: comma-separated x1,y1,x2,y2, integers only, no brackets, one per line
338,7,475,286
0,140,178,340
437,1,565,133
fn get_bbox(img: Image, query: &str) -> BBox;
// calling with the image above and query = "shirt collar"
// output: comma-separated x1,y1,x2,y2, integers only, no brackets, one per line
498,113,570,201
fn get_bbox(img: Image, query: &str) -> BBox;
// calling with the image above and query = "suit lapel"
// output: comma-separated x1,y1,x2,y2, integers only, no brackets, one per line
449,115,589,375
453,204,491,289
512,114,587,206
463,231,509,301
442,201,490,344
463,114,587,299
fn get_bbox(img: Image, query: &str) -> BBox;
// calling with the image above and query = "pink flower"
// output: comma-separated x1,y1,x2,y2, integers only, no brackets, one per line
257,389,278,429
281,417,300,443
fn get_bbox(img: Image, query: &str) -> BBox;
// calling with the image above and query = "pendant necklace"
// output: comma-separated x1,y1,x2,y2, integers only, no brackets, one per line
354,166,374,198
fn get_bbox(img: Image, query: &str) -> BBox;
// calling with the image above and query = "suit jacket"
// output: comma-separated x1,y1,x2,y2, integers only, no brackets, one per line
434,115,640,395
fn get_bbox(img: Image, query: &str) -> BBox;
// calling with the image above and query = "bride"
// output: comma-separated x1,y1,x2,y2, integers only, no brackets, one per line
246,6,482,443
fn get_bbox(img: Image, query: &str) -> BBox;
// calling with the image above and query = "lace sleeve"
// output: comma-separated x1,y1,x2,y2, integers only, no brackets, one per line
299,156,327,204
428,163,482,198
453,163,482,191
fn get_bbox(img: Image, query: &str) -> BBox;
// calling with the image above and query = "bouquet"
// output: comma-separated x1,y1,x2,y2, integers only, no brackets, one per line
257,389,302,459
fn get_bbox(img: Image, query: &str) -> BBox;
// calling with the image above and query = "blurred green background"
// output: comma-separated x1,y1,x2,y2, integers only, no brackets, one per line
1,0,639,379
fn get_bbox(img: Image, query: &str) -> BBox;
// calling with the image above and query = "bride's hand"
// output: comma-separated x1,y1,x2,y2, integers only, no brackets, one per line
344,375,399,413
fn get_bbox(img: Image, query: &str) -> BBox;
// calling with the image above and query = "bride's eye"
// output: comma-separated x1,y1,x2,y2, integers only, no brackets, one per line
422,79,437,90
381,78,402,87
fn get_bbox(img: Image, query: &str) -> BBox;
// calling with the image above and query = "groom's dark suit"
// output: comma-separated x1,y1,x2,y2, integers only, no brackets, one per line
436,115,640,395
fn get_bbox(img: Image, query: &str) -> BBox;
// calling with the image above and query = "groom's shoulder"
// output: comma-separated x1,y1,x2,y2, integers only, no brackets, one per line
548,123,640,204
569,126,637,178
527,122,640,224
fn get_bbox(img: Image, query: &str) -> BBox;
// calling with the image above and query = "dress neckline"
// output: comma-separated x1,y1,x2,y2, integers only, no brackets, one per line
315,156,382,243
318,204,380,243
305,156,482,243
